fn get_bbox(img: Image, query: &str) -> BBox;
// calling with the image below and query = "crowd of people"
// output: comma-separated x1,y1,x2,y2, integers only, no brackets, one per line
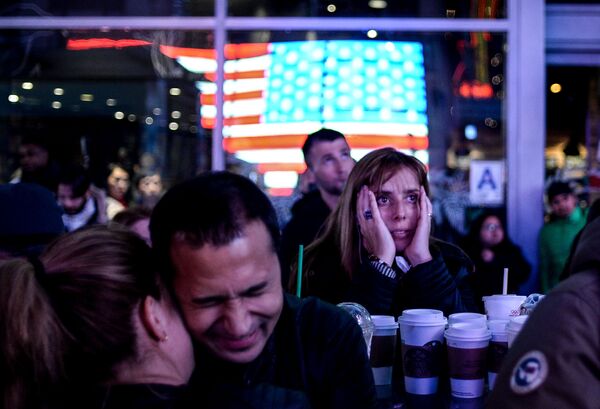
1,128,598,408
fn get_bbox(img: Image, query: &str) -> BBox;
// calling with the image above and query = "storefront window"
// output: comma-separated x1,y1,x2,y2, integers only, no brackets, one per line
228,0,506,19
216,31,506,233
0,29,213,189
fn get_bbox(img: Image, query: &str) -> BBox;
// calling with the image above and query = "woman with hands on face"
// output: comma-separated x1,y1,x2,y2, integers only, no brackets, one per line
295,148,476,317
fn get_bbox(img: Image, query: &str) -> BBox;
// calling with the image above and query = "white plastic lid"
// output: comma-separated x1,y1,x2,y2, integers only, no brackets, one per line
448,312,487,327
487,319,509,333
444,322,491,341
398,309,446,326
506,315,528,332
371,315,398,329
482,294,527,301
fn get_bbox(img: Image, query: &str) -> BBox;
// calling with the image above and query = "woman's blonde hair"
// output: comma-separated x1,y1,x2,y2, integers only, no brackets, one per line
301,147,429,282
0,225,163,409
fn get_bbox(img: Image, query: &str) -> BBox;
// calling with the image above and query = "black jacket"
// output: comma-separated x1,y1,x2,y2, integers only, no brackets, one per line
183,294,378,409
280,191,331,287
304,238,477,317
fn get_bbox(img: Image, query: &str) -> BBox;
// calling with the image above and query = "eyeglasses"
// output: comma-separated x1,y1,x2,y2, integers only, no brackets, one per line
482,223,502,232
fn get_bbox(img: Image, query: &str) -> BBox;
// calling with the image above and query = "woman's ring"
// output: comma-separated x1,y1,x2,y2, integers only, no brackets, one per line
364,209,373,220
427,213,433,218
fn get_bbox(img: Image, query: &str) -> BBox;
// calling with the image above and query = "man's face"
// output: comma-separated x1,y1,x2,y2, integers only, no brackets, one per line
138,174,162,197
550,193,577,218
107,167,130,200
19,144,48,172
307,138,354,197
170,220,283,364
57,184,87,215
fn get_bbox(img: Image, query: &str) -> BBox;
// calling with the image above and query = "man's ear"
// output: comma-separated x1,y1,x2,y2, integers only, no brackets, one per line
140,296,168,342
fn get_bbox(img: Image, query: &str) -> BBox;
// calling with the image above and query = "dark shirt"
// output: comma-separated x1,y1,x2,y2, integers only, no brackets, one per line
184,294,378,409
304,238,477,317
280,191,331,287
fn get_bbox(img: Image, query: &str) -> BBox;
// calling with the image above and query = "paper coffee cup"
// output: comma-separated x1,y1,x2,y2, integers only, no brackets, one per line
506,315,528,347
448,313,487,328
482,295,526,321
445,323,491,398
398,309,447,395
487,320,509,390
370,315,398,386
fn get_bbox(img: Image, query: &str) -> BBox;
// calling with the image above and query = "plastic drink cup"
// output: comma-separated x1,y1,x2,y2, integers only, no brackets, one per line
506,315,528,347
448,313,487,328
487,320,509,390
482,295,526,320
397,309,447,395
369,315,398,386
445,323,492,398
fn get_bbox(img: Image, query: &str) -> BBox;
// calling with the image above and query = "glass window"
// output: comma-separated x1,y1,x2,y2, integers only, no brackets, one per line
0,29,213,189
229,0,505,18
545,66,600,207
2,0,214,17
216,31,506,233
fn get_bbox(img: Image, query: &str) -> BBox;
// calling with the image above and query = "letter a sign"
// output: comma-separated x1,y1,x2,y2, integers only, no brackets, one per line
469,160,504,205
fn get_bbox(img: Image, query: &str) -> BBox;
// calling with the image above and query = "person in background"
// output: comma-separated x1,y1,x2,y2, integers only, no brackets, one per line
0,226,194,409
486,216,600,409
134,170,164,210
10,134,60,192
280,128,354,286
462,210,531,309
150,171,377,409
106,164,131,219
298,147,476,317
57,164,108,232
112,206,153,246
538,181,587,293
0,183,65,259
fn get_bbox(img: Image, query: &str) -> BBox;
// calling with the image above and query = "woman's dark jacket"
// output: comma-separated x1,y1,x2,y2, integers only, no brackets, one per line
304,238,477,317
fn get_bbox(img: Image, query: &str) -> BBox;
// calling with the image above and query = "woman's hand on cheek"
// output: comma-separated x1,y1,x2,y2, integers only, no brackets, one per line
357,186,395,266
404,186,433,267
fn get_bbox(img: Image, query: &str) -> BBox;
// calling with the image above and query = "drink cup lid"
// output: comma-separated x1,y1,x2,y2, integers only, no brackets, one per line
371,315,398,329
448,312,487,327
398,309,447,326
506,315,528,331
487,319,509,333
444,322,491,341
482,294,527,301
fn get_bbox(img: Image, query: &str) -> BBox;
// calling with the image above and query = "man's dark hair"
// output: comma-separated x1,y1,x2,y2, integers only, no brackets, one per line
58,165,91,198
547,180,574,202
302,128,346,167
150,171,280,282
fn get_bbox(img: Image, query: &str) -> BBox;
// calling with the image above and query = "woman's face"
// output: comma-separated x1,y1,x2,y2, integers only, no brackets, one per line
107,167,130,200
161,298,195,382
479,215,504,248
371,168,421,253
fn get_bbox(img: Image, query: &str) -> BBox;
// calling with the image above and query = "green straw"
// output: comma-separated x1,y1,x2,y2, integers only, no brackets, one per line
296,244,304,298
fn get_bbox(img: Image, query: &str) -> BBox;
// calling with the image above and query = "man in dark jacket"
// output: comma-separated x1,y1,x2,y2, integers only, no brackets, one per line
486,216,600,409
150,172,377,409
280,128,354,286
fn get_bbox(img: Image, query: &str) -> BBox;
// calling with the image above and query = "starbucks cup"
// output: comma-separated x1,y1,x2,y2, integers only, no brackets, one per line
398,309,447,395
445,323,492,398
369,315,398,386
482,295,526,320
487,320,509,390
448,313,487,328
506,315,528,347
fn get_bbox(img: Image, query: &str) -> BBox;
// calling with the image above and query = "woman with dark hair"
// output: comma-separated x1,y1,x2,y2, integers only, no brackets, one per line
296,147,476,316
0,225,194,409
461,210,531,309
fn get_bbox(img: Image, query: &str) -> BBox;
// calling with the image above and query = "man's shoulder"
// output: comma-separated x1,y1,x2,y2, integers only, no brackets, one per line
289,190,329,218
283,294,355,337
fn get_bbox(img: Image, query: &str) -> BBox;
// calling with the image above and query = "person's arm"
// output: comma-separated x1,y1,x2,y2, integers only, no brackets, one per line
321,310,379,409
486,283,600,409
402,254,475,315
538,231,550,293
